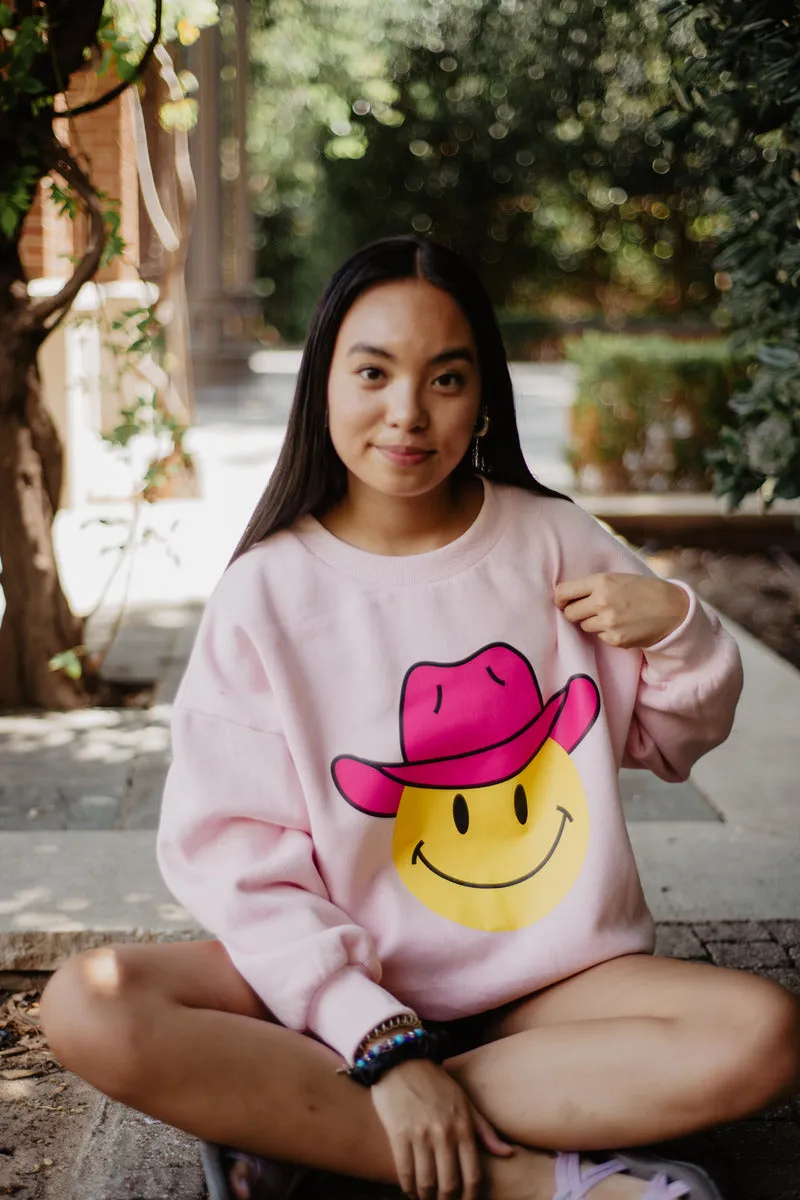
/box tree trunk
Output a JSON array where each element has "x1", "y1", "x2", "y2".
[{"x1": 0, "y1": 252, "x2": 86, "y2": 710}]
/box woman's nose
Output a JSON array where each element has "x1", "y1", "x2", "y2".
[{"x1": 385, "y1": 383, "x2": 427, "y2": 429}]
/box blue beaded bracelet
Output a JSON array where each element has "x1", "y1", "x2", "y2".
[
  {"x1": 355, "y1": 1026, "x2": 425, "y2": 1067},
  {"x1": 344, "y1": 1026, "x2": 443, "y2": 1086}
]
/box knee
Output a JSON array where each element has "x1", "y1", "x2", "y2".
[
  {"x1": 708, "y1": 974, "x2": 800, "y2": 1117},
  {"x1": 40, "y1": 946, "x2": 154, "y2": 1104}
]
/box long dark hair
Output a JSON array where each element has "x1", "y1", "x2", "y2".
[{"x1": 229, "y1": 234, "x2": 571, "y2": 564}]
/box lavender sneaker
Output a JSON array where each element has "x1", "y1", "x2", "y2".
[
  {"x1": 200, "y1": 1142, "x2": 311, "y2": 1200},
  {"x1": 553, "y1": 1150, "x2": 724, "y2": 1199}
]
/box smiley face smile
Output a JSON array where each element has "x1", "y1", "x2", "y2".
[{"x1": 411, "y1": 805, "x2": 573, "y2": 889}]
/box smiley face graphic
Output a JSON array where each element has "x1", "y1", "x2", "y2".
[
  {"x1": 332, "y1": 644, "x2": 600, "y2": 932},
  {"x1": 392, "y1": 740, "x2": 590, "y2": 931}
]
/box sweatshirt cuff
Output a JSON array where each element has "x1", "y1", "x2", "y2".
[
  {"x1": 306, "y1": 969, "x2": 415, "y2": 1065},
  {"x1": 643, "y1": 579, "x2": 696, "y2": 653},
  {"x1": 641, "y1": 579, "x2": 717, "y2": 667}
]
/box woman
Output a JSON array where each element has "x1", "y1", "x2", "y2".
[{"x1": 40, "y1": 236, "x2": 799, "y2": 1200}]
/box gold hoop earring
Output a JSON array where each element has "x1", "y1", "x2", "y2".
[{"x1": 475, "y1": 411, "x2": 490, "y2": 439}]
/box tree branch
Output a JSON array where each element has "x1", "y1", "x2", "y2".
[
  {"x1": 61, "y1": 0, "x2": 163, "y2": 119},
  {"x1": 23, "y1": 142, "x2": 106, "y2": 340}
]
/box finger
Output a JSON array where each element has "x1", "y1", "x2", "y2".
[
  {"x1": 457, "y1": 1129, "x2": 483, "y2": 1200},
  {"x1": 560, "y1": 596, "x2": 599, "y2": 624},
  {"x1": 431, "y1": 1129, "x2": 461, "y2": 1200},
  {"x1": 393, "y1": 1139, "x2": 418, "y2": 1200},
  {"x1": 472, "y1": 1107, "x2": 515, "y2": 1158},
  {"x1": 554, "y1": 576, "x2": 600, "y2": 607},
  {"x1": 578, "y1": 615, "x2": 607, "y2": 635},
  {"x1": 413, "y1": 1138, "x2": 437, "y2": 1200}
]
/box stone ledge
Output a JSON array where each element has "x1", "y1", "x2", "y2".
[
  {"x1": 0, "y1": 927, "x2": 202, "y2": 972},
  {"x1": 577, "y1": 493, "x2": 800, "y2": 553}
]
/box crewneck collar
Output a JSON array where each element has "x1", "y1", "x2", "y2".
[{"x1": 291, "y1": 477, "x2": 509, "y2": 586}]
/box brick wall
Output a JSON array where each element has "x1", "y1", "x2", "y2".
[{"x1": 19, "y1": 72, "x2": 139, "y2": 283}]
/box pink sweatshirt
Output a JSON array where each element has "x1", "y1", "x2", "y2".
[{"x1": 157, "y1": 480, "x2": 743, "y2": 1064}]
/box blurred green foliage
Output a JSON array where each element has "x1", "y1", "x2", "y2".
[
  {"x1": 247, "y1": 0, "x2": 732, "y2": 341},
  {"x1": 662, "y1": 0, "x2": 800, "y2": 506},
  {"x1": 565, "y1": 332, "x2": 741, "y2": 492}
]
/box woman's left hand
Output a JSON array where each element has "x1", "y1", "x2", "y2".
[{"x1": 554, "y1": 573, "x2": 690, "y2": 649}]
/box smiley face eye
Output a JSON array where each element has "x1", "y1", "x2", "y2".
[
  {"x1": 514, "y1": 784, "x2": 528, "y2": 825},
  {"x1": 453, "y1": 793, "x2": 470, "y2": 835}
]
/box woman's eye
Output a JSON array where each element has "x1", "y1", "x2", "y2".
[
  {"x1": 357, "y1": 366, "x2": 383, "y2": 382},
  {"x1": 436, "y1": 372, "x2": 465, "y2": 388}
]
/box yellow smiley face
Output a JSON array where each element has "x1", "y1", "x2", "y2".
[{"x1": 391, "y1": 739, "x2": 590, "y2": 931}]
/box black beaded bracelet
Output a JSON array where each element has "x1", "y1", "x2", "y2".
[{"x1": 344, "y1": 1026, "x2": 445, "y2": 1087}]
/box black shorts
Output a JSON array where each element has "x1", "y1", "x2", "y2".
[{"x1": 424, "y1": 1001, "x2": 511, "y2": 1059}]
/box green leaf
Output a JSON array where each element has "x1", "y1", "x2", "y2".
[
  {"x1": 728, "y1": 388, "x2": 765, "y2": 416},
  {"x1": 106, "y1": 422, "x2": 141, "y2": 447},
  {"x1": 115, "y1": 56, "x2": 139, "y2": 83},
  {"x1": 17, "y1": 76, "x2": 44, "y2": 94},
  {"x1": 0, "y1": 205, "x2": 19, "y2": 238},
  {"x1": 48, "y1": 649, "x2": 83, "y2": 680},
  {"x1": 756, "y1": 344, "x2": 800, "y2": 369},
  {"x1": 96, "y1": 45, "x2": 114, "y2": 78},
  {"x1": 143, "y1": 462, "x2": 168, "y2": 486}
]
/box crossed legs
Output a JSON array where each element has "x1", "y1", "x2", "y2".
[{"x1": 39, "y1": 940, "x2": 800, "y2": 1196}]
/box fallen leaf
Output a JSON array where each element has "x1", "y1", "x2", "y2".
[
  {"x1": 0, "y1": 1037, "x2": 46, "y2": 1059},
  {"x1": 0, "y1": 1067, "x2": 50, "y2": 1080},
  {"x1": 0, "y1": 999, "x2": 40, "y2": 1036}
]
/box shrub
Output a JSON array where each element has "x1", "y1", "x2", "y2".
[
  {"x1": 564, "y1": 332, "x2": 743, "y2": 492},
  {"x1": 660, "y1": 0, "x2": 800, "y2": 506}
]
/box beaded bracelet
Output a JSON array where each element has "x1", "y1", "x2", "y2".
[
  {"x1": 340, "y1": 1027, "x2": 444, "y2": 1087},
  {"x1": 353, "y1": 1012, "x2": 421, "y2": 1062}
]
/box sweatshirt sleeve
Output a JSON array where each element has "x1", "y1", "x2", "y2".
[
  {"x1": 558, "y1": 505, "x2": 744, "y2": 782},
  {"x1": 156, "y1": 560, "x2": 409, "y2": 1064},
  {"x1": 621, "y1": 577, "x2": 743, "y2": 781}
]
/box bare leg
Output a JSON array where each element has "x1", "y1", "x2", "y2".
[
  {"x1": 449, "y1": 953, "x2": 800, "y2": 1150},
  {"x1": 39, "y1": 942, "x2": 799, "y2": 1198},
  {"x1": 41, "y1": 942, "x2": 398, "y2": 1181}
]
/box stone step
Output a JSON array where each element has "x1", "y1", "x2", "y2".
[{"x1": 69, "y1": 1097, "x2": 206, "y2": 1200}]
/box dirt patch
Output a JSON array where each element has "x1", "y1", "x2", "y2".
[
  {"x1": 644, "y1": 547, "x2": 800, "y2": 672},
  {"x1": 0, "y1": 980, "x2": 96, "y2": 1199}
]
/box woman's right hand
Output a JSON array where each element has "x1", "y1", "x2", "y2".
[{"x1": 370, "y1": 1058, "x2": 514, "y2": 1200}]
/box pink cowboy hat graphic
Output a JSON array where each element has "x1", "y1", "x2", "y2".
[{"x1": 332, "y1": 642, "x2": 600, "y2": 817}]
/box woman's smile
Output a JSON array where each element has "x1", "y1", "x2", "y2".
[{"x1": 375, "y1": 445, "x2": 436, "y2": 466}]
